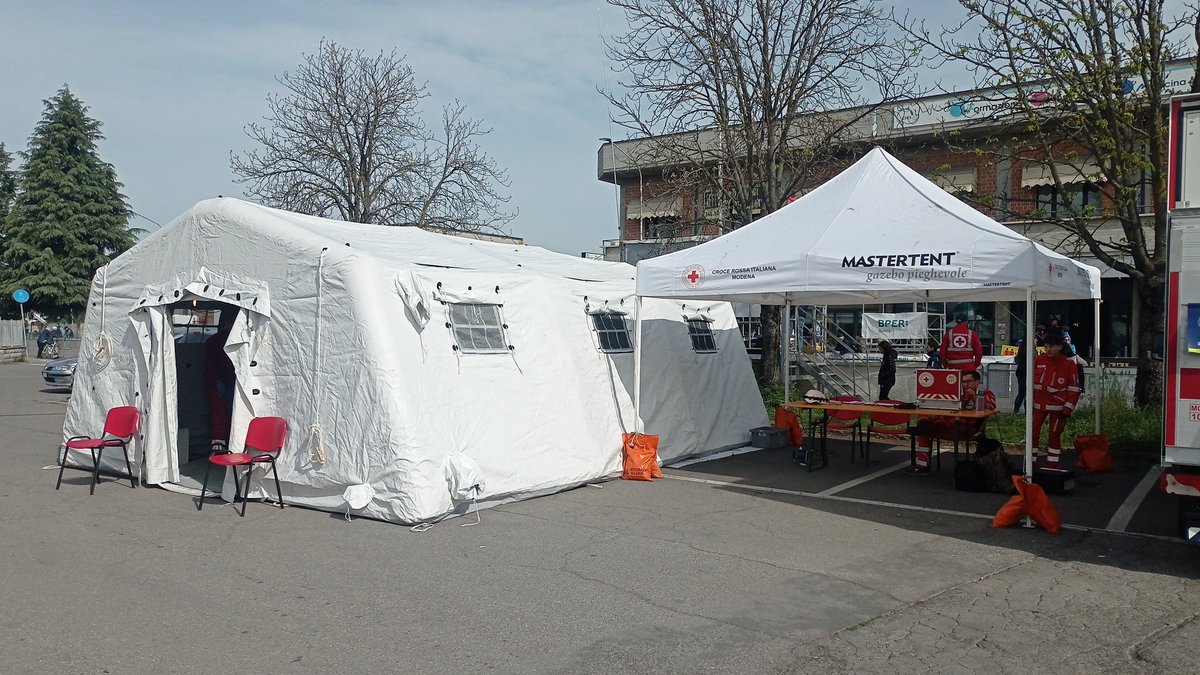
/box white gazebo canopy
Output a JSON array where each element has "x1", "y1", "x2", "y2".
[
  {"x1": 635, "y1": 147, "x2": 1100, "y2": 304},
  {"x1": 632, "y1": 147, "x2": 1102, "y2": 481}
]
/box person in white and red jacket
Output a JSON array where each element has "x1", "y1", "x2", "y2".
[
  {"x1": 939, "y1": 313, "x2": 983, "y2": 371},
  {"x1": 1032, "y1": 333, "x2": 1081, "y2": 469}
]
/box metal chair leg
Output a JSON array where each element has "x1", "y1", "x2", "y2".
[
  {"x1": 270, "y1": 461, "x2": 284, "y2": 509},
  {"x1": 239, "y1": 467, "x2": 250, "y2": 517},
  {"x1": 90, "y1": 448, "x2": 102, "y2": 495},
  {"x1": 55, "y1": 445, "x2": 69, "y2": 490},
  {"x1": 121, "y1": 443, "x2": 136, "y2": 488},
  {"x1": 198, "y1": 460, "x2": 213, "y2": 511}
]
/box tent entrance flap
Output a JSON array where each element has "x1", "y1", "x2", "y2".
[
  {"x1": 172, "y1": 301, "x2": 240, "y2": 469},
  {"x1": 131, "y1": 272, "x2": 272, "y2": 487}
]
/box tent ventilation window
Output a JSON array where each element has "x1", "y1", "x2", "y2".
[
  {"x1": 591, "y1": 313, "x2": 633, "y2": 353},
  {"x1": 448, "y1": 303, "x2": 509, "y2": 353},
  {"x1": 687, "y1": 319, "x2": 718, "y2": 354}
]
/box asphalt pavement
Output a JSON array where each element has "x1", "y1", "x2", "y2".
[{"x1": 1, "y1": 361, "x2": 1198, "y2": 674}]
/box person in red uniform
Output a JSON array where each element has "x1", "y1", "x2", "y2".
[
  {"x1": 939, "y1": 312, "x2": 983, "y2": 372},
  {"x1": 1032, "y1": 333, "x2": 1081, "y2": 469},
  {"x1": 204, "y1": 314, "x2": 237, "y2": 452},
  {"x1": 911, "y1": 370, "x2": 996, "y2": 474}
]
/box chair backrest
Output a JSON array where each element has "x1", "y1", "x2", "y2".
[
  {"x1": 869, "y1": 400, "x2": 910, "y2": 427},
  {"x1": 245, "y1": 417, "x2": 288, "y2": 455},
  {"x1": 828, "y1": 396, "x2": 863, "y2": 422},
  {"x1": 103, "y1": 406, "x2": 140, "y2": 439}
]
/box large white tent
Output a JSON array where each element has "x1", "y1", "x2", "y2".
[
  {"x1": 635, "y1": 147, "x2": 1102, "y2": 476},
  {"x1": 61, "y1": 198, "x2": 767, "y2": 524}
]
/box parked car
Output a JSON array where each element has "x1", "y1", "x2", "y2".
[{"x1": 42, "y1": 357, "x2": 77, "y2": 390}]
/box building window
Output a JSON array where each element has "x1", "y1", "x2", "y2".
[
  {"x1": 737, "y1": 315, "x2": 762, "y2": 351},
  {"x1": 1033, "y1": 184, "x2": 1101, "y2": 218},
  {"x1": 592, "y1": 313, "x2": 633, "y2": 353},
  {"x1": 687, "y1": 319, "x2": 718, "y2": 353},
  {"x1": 448, "y1": 303, "x2": 509, "y2": 353}
]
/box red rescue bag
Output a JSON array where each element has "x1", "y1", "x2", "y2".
[
  {"x1": 774, "y1": 407, "x2": 805, "y2": 446},
  {"x1": 622, "y1": 433, "x2": 662, "y2": 481},
  {"x1": 1074, "y1": 434, "x2": 1115, "y2": 473}
]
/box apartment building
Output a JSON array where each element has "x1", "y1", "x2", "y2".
[{"x1": 597, "y1": 60, "x2": 1196, "y2": 361}]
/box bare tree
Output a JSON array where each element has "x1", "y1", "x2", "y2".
[
  {"x1": 232, "y1": 40, "x2": 514, "y2": 231},
  {"x1": 603, "y1": 0, "x2": 920, "y2": 387},
  {"x1": 901, "y1": 0, "x2": 1192, "y2": 406}
]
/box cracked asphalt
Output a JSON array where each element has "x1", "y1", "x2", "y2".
[{"x1": 2, "y1": 361, "x2": 1198, "y2": 673}]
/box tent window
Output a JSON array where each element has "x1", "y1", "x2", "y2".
[
  {"x1": 448, "y1": 303, "x2": 509, "y2": 353},
  {"x1": 592, "y1": 313, "x2": 633, "y2": 353},
  {"x1": 687, "y1": 319, "x2": 718, "y2": 353}
]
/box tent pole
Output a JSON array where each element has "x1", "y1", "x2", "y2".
[
  {"x1": 1025, "y1": 289, "x2": 1035, "y2": 481},
  {"x1": 633, "y1": 296, "x2": 643, "y2": 434},
  {"x1": 1094, "y1": 298, "x2": 1102, "y2": 435},
  {"x1": 783, "y1": 299, "x2": 791, "y2": 405}
]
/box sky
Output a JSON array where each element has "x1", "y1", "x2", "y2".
[{"x1": 0, "y1": 0, "x2": 1002, "y2": 257}]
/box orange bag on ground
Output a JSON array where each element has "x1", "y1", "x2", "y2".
[
  {"x1": 1074, "y1": 434, "x2": 1115, "y2": 473},
  {"x1": 992, "y1": 493, "x2": 1026, "y2": 528},
  {"x1": 992, "y1": 477, "x2": 1061, "y2": 533},
  {"x1": 1017, "y1": 478, "x2": 1061, "y2": 533},
  {"x1": 774, "y1": 407, "x2": 805, "y2": 446},
  {"x1": 622, "y1": 433, "x2": 662, "y2": 481}
]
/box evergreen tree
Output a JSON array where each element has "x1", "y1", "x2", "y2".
[
  {"x1": 0, "y1": 143, "x2": 15, "y2": 223},
  {"x1": 1, "y1": 87, "x2": 134, "y2": 318},
  {"x1": 0, "y1": 143, "x2": 16, "y2": 283}
]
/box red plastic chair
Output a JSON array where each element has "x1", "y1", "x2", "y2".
[
  {"x1": 824, "y1": 396, "x2": 864, "y2": 459},
  {"x1": 198, "y1": 417, "x2": 288, "y2": 517},
  {"x1": 863, "y1": 400, "x2": 911, "y2": 467},
  {"x1": 56, "y1": 406, "x2": 139, "y2": 494}
]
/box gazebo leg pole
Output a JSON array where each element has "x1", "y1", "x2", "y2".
[
  {"x1": 784, "y1": 299, "x2": 791, "y2": 405},
  {"x1": 634, "y1": 296, "x2": 643, "y2": 434},
  {"x1": 1094, "y1": 297, "x2": 1102, "y2": 435}
]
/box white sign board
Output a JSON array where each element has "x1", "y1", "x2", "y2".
[{"x1": 863, "y1": 312, "x2": 928, "y2": 341}]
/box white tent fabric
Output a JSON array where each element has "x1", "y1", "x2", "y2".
[
  {"x1": 634, "y1": 147, "x2": 1101, "y2": 481},
  {"x1": 636, "y1": 147, "x2": 1100, "y2": 304},
  {"x1": 61, "y1": 198, "x2": 767, "y2": 524}
]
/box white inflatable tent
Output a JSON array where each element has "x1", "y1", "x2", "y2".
[
  {"x1": 61, "y1": 198, "x2": 766, "y2": 523},
  {"x1": 635, "y1": 147, "x2": 1102, "y2": 477}
]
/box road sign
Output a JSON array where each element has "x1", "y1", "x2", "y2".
[{"x1": 12, "y1": 289, "x2": 29, "y2": 304}]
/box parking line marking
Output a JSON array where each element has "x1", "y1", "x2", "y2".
[
  {"x1": 816, "y1": 460, "x2": 908, "y2": 496},
  {"x1": 1105, "y1": 465, "x2": 1160, "y2": 532},
  {"x1": 665, "y1": 472, "x2": 1191, "y2": 544}
]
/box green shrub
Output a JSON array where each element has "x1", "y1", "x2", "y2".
[
  {"x1": 761, "y1": 385, "x2": 786, "y2": 416},
  {"x1": 987, "y1": 375, "x2": 1160, "y2": 456}
]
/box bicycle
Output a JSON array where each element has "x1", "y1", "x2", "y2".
[{"x1": 43, "y1": 337, "x2": 61, "y2": 360}]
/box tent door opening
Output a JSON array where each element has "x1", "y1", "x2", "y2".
[{"x1": 170, "y1": 300, "x2": 240, "y2": 487}]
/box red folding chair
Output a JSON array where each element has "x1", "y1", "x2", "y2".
[
  {"x1": 863, "y1": 400, "x2": 910, "y2": 467},
  {"x1": 56, "y1": 406, "x2": 139, "y2": 494},
  {"x1": 198, "y1": 417, "x2": 288, "y2": 517},
  {"x1": 824, "y1": 396, "x2": 864, "y2": 459}
]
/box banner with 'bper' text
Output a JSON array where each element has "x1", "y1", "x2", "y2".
[{"x1": 862, "y1": 312, "x2": 928, "y2": 341}]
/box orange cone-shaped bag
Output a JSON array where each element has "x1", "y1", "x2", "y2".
[{"x1": 622, "y1": 433, "x2": 662, "y2": 481}]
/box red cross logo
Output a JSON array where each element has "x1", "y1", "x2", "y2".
[{"x1": 683, "y1": 265, "x2": 704, "y2": 288}]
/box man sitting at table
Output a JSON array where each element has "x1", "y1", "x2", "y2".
[{"x1": 911, "y1": 370, "x2": 996, "y2": 474}]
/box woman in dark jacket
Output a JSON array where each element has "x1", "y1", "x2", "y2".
[
  {"x1": 877, "y1": 339, "x2": 898, "y2": 400},
  {"x1": 1013, "y1": 339, "x2": 1028, "y2": 413}
]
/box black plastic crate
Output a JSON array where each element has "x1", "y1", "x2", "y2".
[
  {"x1": 1033, "y1": 467, "x2": 1076, "y2": 495},
  {"x1": 750, "y1": 426, "x2": 788, "y2": 449}
]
